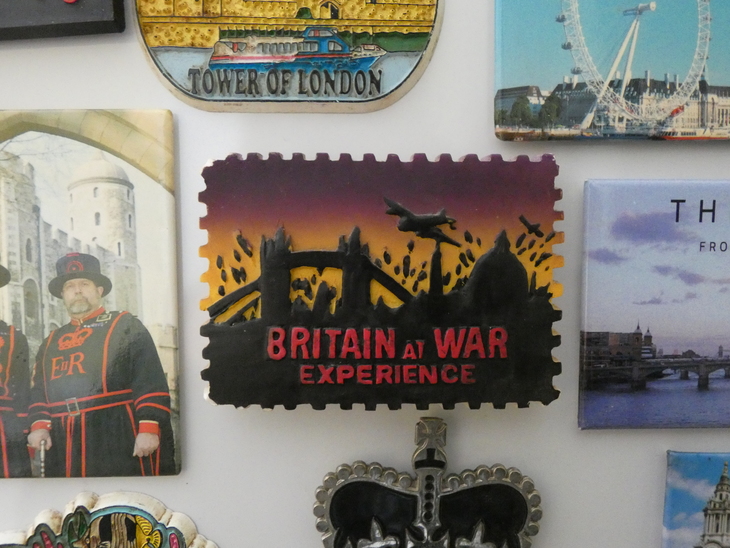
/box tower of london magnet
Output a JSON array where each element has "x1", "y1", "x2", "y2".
[
  {"x1": 135, "y1": 0, "x2": 442, "y2": 112},
  {"x1": 199, "y1": 153, "x2": 563, "y2": 410}
]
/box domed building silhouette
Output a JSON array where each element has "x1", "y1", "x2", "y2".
[{"x1": 68, "y1": 150, "x2": 141, "y2": 316}]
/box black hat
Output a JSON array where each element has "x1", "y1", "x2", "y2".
[
  {"x1": 49, "y1": 253, "x2": 112, "y2": 299},
  {"x1": 0, "y1": 265, "x2": 9, "y2": 289}
]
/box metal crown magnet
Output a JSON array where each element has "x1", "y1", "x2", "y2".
[{"x1": 313, "y1": 418, "x2": 542, "y2": 548}]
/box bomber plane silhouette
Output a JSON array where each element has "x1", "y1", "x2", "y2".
[{"x1": 384, "y1": 197, "x2": 461, "y2": 247}]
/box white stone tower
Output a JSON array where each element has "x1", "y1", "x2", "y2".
[
  {"x1": 695, "y1": 463, "x2": 730, "y2": 548},
  {"x1": 69, "y1": 151, "x2": 137, "y2": 262},
  {"x1": 68, "y1": 152, "x2": 141, "y2": 316}
]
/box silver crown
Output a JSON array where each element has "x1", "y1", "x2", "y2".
[{"x1": 313, "y1": 418, "x2": 542, "y2": 548}]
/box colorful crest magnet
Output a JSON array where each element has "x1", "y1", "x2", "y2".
[
  {"x1": 199, "y1": 153, "x2": 563, "y2": 409},
  {"x1": 0, "y1": 492, "x2": 216, "y2": 548},
  {"x1": 0, "y1": 0, "x2": 124, "y2": 41},
  {"x1": 581, "y1": 180, "x2": 730, "y2": 428},
  {"x1": 135, "y1": 0, "x2": 441, "y2": 112},
  {"x1": 662, "y1": 452, "x2": 730, "y2": 548},
  {"x1": 313, "y1": 417, "x2": 542, "y2": 548}
]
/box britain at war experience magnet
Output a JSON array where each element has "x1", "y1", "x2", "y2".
[
  {"x1": 0, "y1": 492, "x2": 216, "y2": 548},
  {"x1": 199, "y1": 154, "x2": 563, "y2": 410},
  {"x1": 313, "y1": 417, "x2": 542, "y2": 548},
  {"x1": 135, "y1": 0, "x2": 442, "y2": 112}
]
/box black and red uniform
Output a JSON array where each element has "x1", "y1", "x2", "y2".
[
  {"x1": 29, "y1": 308, "x2": 175, "y2": 477},
  {"x1": 0, "y1": 320, "x2": 31, "y2": 477}
]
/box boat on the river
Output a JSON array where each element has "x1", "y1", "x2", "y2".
[{"x1": 208, "y1": 27, "x2": 386, "y2": 71}]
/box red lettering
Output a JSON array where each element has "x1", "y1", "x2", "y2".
[
  {"x1": 50, "y1": 356, "x2": 66, "y2": 380},
  {"x1": 340, "y1": 328, "x2": 362, "y2": 359},
  {"x1": 325, "y1": 329, "x2": 342, "y2": 358},
  {"x1": 461, "y1": 364, "x2": 476, "y2": 384},
  {"x1": 433, "y1": 328, "x2": 466, "y2": 359},
  {"x1": 337, "y1": 365, "x2": 355, "y2": 384},
  {"x1": 312, "y1": 328, "x2": 321, "y2": 359},
  {"x1": 416, "y1": 340, "x2": 424, "y2": 359},
  {"x1": 419, "y1": 365, "x2": 437, "y2": 384},
  {"x1": 357, "y1": 365, "x2": 372, "y2": 384},
  {"x1": 376, "y1": 365, "x2": 393, "y2": 384},
  {"x1": 362, "y1": 328, "x2": 371, "y2": 359},
  {"x1": 402, "y1": 342, "x2": 417, "y2": 360},
  {"x1": 441, "y1": 364, "x2": 458, "y2": 383},
  {"x1": 267, "y1": 327, "x2": 287, "y2": 360},
  {"x1": 463, "y1": 327, "x2": 486, "y2": 358},
  {"x1": 375, "y1": 328, "x2": 396, "y2": 359},
  {"x1": 67, "y1": 352, "x2": 85, "y2": 375},
  {"x1": 300, "y1": 365, "x2": 315, "y2": 384},
  {"x1": 402, "y1": 365, "x2": 417, "y2": 383},
  {"x1": 395, "y1": 364, "x2": 401, "y2": 383},
  {"x1": 291, "y1": 327, "x2": 310, "y2": 359},
  {"x1": 317, "y1": 364, "x2": 335, "y2": 384},
  {"x1": 489, "y1": 327, "x2": 508, "y2": 358}
]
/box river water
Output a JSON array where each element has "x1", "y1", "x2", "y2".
[{"x1": 579, "y1": 371, "x2": 730, "y2": 428}]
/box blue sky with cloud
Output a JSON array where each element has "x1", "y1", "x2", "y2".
[
  {"x1": 583, "y1": 180, "x2": 730, "y2": 356},
  {"x1": 663, "y1": 452, "x2": 728, "y2": 548},
  {"x1": 496, "y1": 0, "x2": 730, "y2": 91}
]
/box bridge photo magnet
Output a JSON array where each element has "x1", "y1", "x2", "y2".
[
  {"x1": 134, "y1": 0, "x2": 442, "y2": 112},
  {"x1": 581, "y1": 180, "x2": 730, "y2": 428},
  {"x1": 199, "y1": 153, "x2": 563, "y2": 410},
  {"x1": 0, "y1": 492, "x2": 216, "y2": 548},
  {"x1": 313, "y1": 417, "x2": 542, "y2": 548},
  {"x1": 0, "y1": 0, "x2": 124, "y2": 41},
  {"x1": 662, "y1": 451, "x2": 730, "y2": 548}
]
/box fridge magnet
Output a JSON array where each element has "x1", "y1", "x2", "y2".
[
  {"x1": 662, "y1": 451, "x2": 730, "y2": 548},
  {"x1": 494, "y1": 0, "x2": 730, "y2": 141},
  {"x1": 0, "y1": 491, "x2": 217, "y2": 548},
  {"x1": 0, "y1": 110, "x2": 180, "y2": 476},
  {"x1": 134, "y1": 0, "x2": 442, "y2": 112},
  {"x1": 0, "y1": 0, "x2": 124, "y2": 41},
  {"x1": 200, "y1": 153, "x2": 563, "y2": 410},
  {"x1": 581, "y1": 179, "x2": 730, "y2": 428},
  {"x1": 313, "y1": 417, "x2": 542, "y2": 548}
]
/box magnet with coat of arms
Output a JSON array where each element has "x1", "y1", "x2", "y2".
[{"x1": 0, "y1": 492, "x2": 216, "y2": 548}]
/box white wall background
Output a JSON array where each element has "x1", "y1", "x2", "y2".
[{"x1": 2, "y1": 0, "x2": 730, "y2": 547}]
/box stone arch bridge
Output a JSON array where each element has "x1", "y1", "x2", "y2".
[{"x1": 583, "y1": 357, "x2": 730, "y2": 391}]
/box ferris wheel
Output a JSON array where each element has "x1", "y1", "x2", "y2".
[{"x1": 557, "y1": 0, "x2": 711, "y2": 126}]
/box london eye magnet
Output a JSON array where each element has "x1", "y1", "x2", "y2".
[
  {"x1": 494, "y1": 0, "x2": 729, "y2": 141},
  {"x1": 199, "y1": 153, "x2": 563, "y2": 410}
]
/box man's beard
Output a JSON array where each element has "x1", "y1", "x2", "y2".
[{"x1": 67, "y1": 297, "x2": 94, "y2": 315}]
